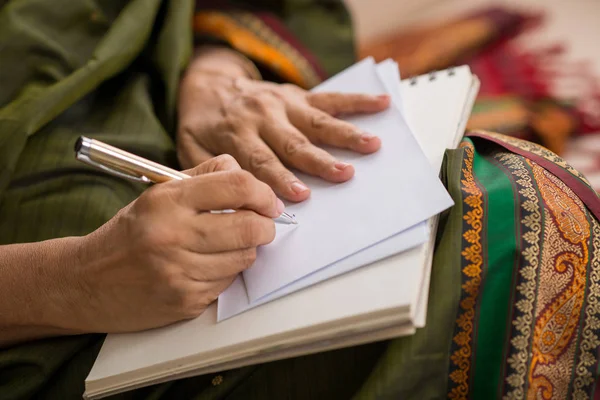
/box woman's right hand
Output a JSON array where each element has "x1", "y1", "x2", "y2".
[{"x1": 61, "y1": 155, "x2": 280, "y2": 333}]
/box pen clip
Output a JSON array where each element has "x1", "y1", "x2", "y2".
[{"x1": 76, "y1": 153, "x2": 151, "y2": 183}]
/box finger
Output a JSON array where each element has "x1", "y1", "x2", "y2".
[
  {"x1": 184, "y1": 154, "x2": 242, "y2": 177},
  {"x1": 307, "y1": 92, "x2": 390, "y2": 116},
  {"x1": 184, "y1": 210, "x2": 276, "y2": 253},
  {"x1": 187, "y1": 276, "x2": 236, "y2": 312},
  {"x1": 228, "y1": 135, "x2": 311, "y2": 202},
  {"x1": 261, "y1": 121, "x2": 355, "y2": 183},
  {"x1": 178, "y1": 169, "x2": 283, "y2": 218},
  {"x1": 181, "y1": 248, "x2": 259, "y2": 281},
  {"x1": 193, "y1": 276, "x2": 237, "y2": 303},
  {"x1": 289, "y1": 107, "x2": 381, "y2": 154},
  {"x1": 186, "y1": 276, "x2": 238, "y2": 315}
]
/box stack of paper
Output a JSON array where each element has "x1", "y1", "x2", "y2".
[
  {"x1": 218, "y1": 58, "x2": 454, "y2": 320},
  {"x1": 84, "y1": 58, "x2": 480, "y2": 399}
]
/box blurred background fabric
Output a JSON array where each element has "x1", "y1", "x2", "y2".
[{"x1": 348, "y1": 0, "x2": 600, "y2": 190}]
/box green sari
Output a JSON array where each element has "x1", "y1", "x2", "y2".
[{"x1": 2, "y1": 1, "x2": 600, "y2": 399}]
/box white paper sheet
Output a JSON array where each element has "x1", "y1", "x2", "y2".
[
  {"x1": 376, "y1": 59, "x2": 404, "y2": 113},
  {"x1": 241, "y1": 58, "x2": 454, "y2": 302},
  {"x1": 218, "y1": 60, "x2": 431, "y2": 321},
  {"x1": 218, "y1": 222, "x2": 428, "y2": 320}
]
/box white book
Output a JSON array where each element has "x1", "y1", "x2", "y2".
[{"x1": 83, "y1": 61, "x2": 480, "y2": 399}]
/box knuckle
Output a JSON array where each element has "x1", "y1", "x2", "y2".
[
  {"x1": 141, "y1": 227, "x2": 179, "y2": 254},
  {"x1": 248, "y1": 150, "x2": 275, "y2": 173},
  {"x1": 320, "y1": 92, "x2": 338, "y2": 103},
  {"x1": 212, "y1": 126, "x2": 237, "y2": 148},
  {"x1": 344, "y1": 126, "x2": 361, "y2": 141},
  {"x1": 308, "y1": 91, "x2": 327, "y2": 100},
  {"x1": 138, "y1": 185, "x2": 171, "y2": 210},
  {"x1": 310, "y1": 112, "x2": 330, "y2": 130},
  {"x1": 274, "y1": 169, "x2": 293, "y2": 185},
  {"x1": 151, "y1": 184, "x2": 184, "y2": 211},
  {"x1": 307, "y1": 93, "x2": 326, "y2": 109},
  {"x1": 228, "y1": 169, "x2": 253, "y2": 187},
  {"x1": 229, "y1": 170, "x2": 258, "y2": 200},
  {"x1": 238, "y1": 213, "x2": 264, "y2": 247},
  {"x1": 128, "y1": 189, "x2": 183, "y2": 253},
  {"x1": 215, "y1": 153, "x2": 237, "y2": 164},
  {"x1": 211, "y1": 154, "x2": 238, "y2": 171},
  {"x1": 283, "y1": 135, "x2": 310, "y2": 157},
  {"x1": 280, "y1": 83, "x2": 303, "y2": 95},
  {"x1": 238, "y1": 248, "x2": 257, "y2": 269},
  {"x1": 240, "y1": 94, "x2": 264, "y2": 111},
  {"x1": 240, "y1": 92, "x2": 276, "y2": 114}
]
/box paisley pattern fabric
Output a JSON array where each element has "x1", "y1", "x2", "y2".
[{"x1": 441, "y1": 134, "x2": 600, "y2": 399}]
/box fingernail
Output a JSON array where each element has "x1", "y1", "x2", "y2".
[
  {"x1": 361, "y1": 133, "x2": 377, "y2": 143},
  {"x1": 276, "y1": 198, "x2": 285, "y2": 215},
  {"x1": 334, "y1": 162, "x2": 351, "y2": 171},
  {"x1": 291, "y1": 182, "x2": 309, "y2": 194},
  {"x1": 377, "y1": 94, "x2": 390, "y2": 101}
]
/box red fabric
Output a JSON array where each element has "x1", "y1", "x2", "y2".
[{"x1": 463, "y1": 31, "x2": 600, "y2": 136}]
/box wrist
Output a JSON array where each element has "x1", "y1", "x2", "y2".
[
  {"x1": 28, "y1": 237, "x2": 89, "y2": 332},
  {"x1": 186, "y1": 45, "x2": 262, "y2": 81},
  {"x1": 0, "y1": 237, "x2": 90, "y2": 344}
]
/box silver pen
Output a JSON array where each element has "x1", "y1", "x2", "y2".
[{"x1": 74, "y1": 136, "x2": 298, "y2": 225}]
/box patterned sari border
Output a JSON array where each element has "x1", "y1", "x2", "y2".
[
  {"x1": 573, "y1": 217, "x2": 600, "y2": 399},
  {"x1": 494, "y1": 152, "x2": 541, "y2": 399},
  {"x1": 448, "y1": 140, "x2": 485, "y2": 400}
]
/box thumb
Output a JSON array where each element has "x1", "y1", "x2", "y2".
[{"x1": 182, "y1": 154, "x2": 241, "y2": 177}]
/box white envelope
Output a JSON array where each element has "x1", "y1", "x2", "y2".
[{"x1": 221, "y1": 57, "x2": 453, "y2": 309}]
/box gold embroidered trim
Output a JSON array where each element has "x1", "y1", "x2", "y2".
[
  {"x1": 448, "y1": 141, "x2": 484, "y2": 400},
  {"x1": 572, "y1": 218, "x2": 600, "y2": 398},
  {"x1": 497, "y1": 153, "x2": 542, "y2": 400}
]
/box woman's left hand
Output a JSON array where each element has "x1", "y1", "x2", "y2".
[{"x1": 177, "y1": 47, "x2": 390, "y2": 202}]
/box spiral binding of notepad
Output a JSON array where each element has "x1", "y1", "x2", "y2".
[{"x1": 408, "y1": 68, "x2": 456, "y2": 86}]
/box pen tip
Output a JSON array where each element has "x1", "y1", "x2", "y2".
[{"x1": 281, "y1": 211, "x2": 298, "y2": 225}]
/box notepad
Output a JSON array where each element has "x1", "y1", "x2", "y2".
[
  {"x1": 84, "y1": 60, "x2": 480, "y2": 400},
  {"x1": 240, "y1": 58, "x2": 454, "y2": 303}
]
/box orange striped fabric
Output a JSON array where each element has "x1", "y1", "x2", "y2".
[{"x1": 193, "y1": 11, "x2": 321, "y2": 89}]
